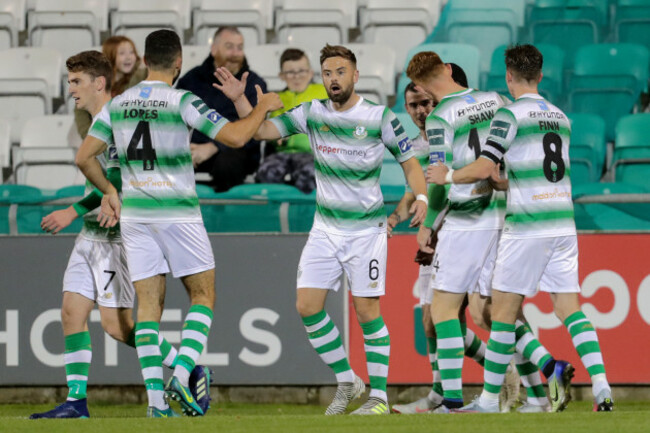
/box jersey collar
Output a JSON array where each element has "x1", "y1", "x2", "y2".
[
  {"x1": 518, "y1": 93, "x2": 543, "y2": 100},
  {"x1": 440, "y1": 88, "x2": 472, "y2": 101}
]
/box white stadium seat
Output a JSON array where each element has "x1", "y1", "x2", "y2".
[
  {"x1": 20, "y1": 115, "x2": 75, "y2": 148},
  {"x1": 0, "y1": 48, "x2": 63, "y2": 143},
  {"x1": 111, "y1": 0, "x2": 190, "y2": 55},
  {"x1": 344, "y1": 43, "x2": 395, "y2": 105},
  {"x1": 276, "y1": 0, "x2": 357, "y2": 54},
  {"x1": 360, "y1": 0, "x2": 440, "y2": 74},
  {"x1": 180, "y1": 45, "x2": 210, "y2": 77},
  {"x1": 0, "y1": 0, "x2": 25, "y2": 49},
  {"x1": 11, "y1": 146, "x2": 81, "y2": 190},
  {"x1": 0, "y1": 118, "x2": 10, "y2": 170},
  {"x1": 193, "y1": 0, "x2": 272, "y2": 46},
  {"x1": 245, "y1": 44, "x2": 291, "y2": 92}
]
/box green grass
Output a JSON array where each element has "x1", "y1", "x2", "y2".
[{"x1": 2, "y1": 401, "x2": 649, "y2": 433}]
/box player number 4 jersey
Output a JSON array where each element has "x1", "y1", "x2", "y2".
[
  {"x1": 270, "y1": 97, "x2": 415, "y2": 234},
  {"x1": 480, "y1": 93, "x2": 575, "y2": 238},
  {"x1": 88, "y1": 81, "x2": 229, "y2": 223}
]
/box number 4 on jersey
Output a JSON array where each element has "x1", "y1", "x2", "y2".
[{"x1": 127, "y1": 120, "x2": 157, "y2": 170}]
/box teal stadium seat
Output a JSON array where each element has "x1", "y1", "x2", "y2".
[
  {"x1": 529, "y1": 0, "x2": 606, "y2": 71},
  {"x1": 568, "y1": 44, "x2": 649, "y2": 141},
  {"x1": 612, "y1": 114, "x2": 650, "y2": 188},
  {"x1": 568, "y1": 113, "x2": 606, "y2": 184},
  {"x1": 486, "y1": 44, "x2": 565, "y2": 105},
  {"x1": 379, "y1": 160, "x2": 406, "y2": 187},
  {"x1": 443, "y1": 8, "x2": 518, "y2": 82},
  {"x1": 43, "y1": 185, "x2": 87, "y2": 234},
  {"x1": 573, "y1": 182, "x2": 650, "y2": 231},
  {"x1": 0, "y1": 184, "x2": 43, "y2": 234},
  {"x1": 615, "y1": 0, "x2": 650, "y2": 48}
]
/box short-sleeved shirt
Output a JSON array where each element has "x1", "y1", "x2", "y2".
[
  {"x1": 480, "y1": 93, "x2": 575, "y2": 238},
  {"x1": 88, "y1": 81, "x2": 229, "y2": 223},
  {"x1": 270, "y1": 97, "x2": 415, "y2": 234},
  {"x1": 426, "y1": 89, "x2": 508, "y2": 231}
]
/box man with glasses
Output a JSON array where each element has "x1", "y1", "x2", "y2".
[{"x1": 256, "y1": 48, "x2": 327, "y2": 192}]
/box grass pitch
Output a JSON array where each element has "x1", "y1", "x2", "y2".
[{"x1": 3, "y1": 401, "x2": 649, "y2": 433}]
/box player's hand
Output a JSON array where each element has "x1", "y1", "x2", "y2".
[
  {"x1": 427, "y1": 163, "x2": 449, "y2": 185},
  {"x1": 417, "y1": 224, "x2": 434, "y2": 254},
  {"x1": 387, "y1": 213, "x2": 400, "y2": 238},
  {"x1": 98, "y1": 193, "x2": 120, "y2": 228},
  {"x1": 190, "y1": 142, "x2": 218, "y2": 167},
  {"x1": 256, "y1": 85, "x2": 283, "y2": 112},
  {"x1": 408, "y1": 199, "x2": 427, "y2": 227},
  {"x1": 489, "y1": 163, "x2": 509, "y2": 191},
  {"x1": 41, "y1": 206, "x2": 77, "y2": 235},
  {"x1": 213, "y1": 67, "x2": 247, "y2": 102}
]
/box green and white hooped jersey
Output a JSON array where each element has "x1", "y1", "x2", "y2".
[
  {"x1": 270, "y1": 97, "x2": 415, "y2": 234},
  {"x1": 88, "y1": 81, "x2": 229, "y2": 223},
  {"x1": 426, "y1": 89, "x2": 508, "y2": 230},
  {"x1": 480, "y1": 93, "x2": 575, "y2": 238},
  {"x1": 405, "y1": 134, "x2": 428, "y2": 193},
  {"x1": 79, "y1": 140, "x2": 120, "y2": 241}
]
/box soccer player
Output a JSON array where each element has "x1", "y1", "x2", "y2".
[
  {"x1": 389, "y1": 80, "x2": 492, "y2": 414},
  {"x1": 75, "y1": 30, "x2": 283, "y2": 417},
  {"x1": 215, "y1": 44, "x2": 428, "y2": 415},
  {"x1": 427, "y1": 44, "x2": 613, "y2": 413},
  {"x1": 407, "y1": 51, "x2": 566, "y2": 413},
  {"x1": 30, "y1": 50, "x2": 198, "y2": 419}
]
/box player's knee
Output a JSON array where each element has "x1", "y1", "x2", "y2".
[
  {"x1": 61, "y1": 305, "x2": 84, "y2": 330},
  {"x1": 103, "y1": 323, "x2": 131, "y2": 343},
  {"x1": 295, "y1": 299, "x2": 320, "y2": 317}
]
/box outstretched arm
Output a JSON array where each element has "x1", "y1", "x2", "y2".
[
  {"x1": 427, "y1": 157, "x2": 496, "y2": 185},
  {"x1": 213, "y1": 67, "x2": 254, "y2": 118}
]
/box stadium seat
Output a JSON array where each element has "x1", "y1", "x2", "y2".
[
  {"x1": 0, "y1": 118, "x2": 10, "y2": 170},
  {"x1": 568, "y1": 112, "x2": 606, "y2": 179},
  {"x1": 0, "y1": 47, "x2": 63, "y2": 143},
  {"x1": 529, "y1": 0, "x2": 604, "y2": 71},
  {"x1": 380, "y1": 160, "x2": 405, "y2": 186},
  {"x1": 486, "y1": 43, "x2": 564, "y2": 104},
  {"x1": 55, "y1": 184, "x2": 85, "y2": 198},
  {"x1": 442, "y1": 7, "x2": 518, "y2": 79},
  {"x1": 28, "y1": 0, "x2": 108, "y2": 70},
  {"x1": 244, "y1": 44, "x2": 291, "y2": 92},
  {"x1": 611, "y1": 113, "x2": 650, "y2": 187},
  {"x1": 449, "y1": 0, "x2": 526, "y2": 31},
  {"x1": 11, "y1": 146, "x2": 81, "y2": 190},
  {"x1": 567, "y1": 43, "x2": 649, "y2": 141},
  {"x1": 20, "y1": 115, "x2": 75, "y2": 148},
  {"x1": 359, "y1": 0, "x2": 440, "y2": 74},
  {"x1": 0, "y1": 0, "x2": 25, "y2": 49},
  {"x1": 181, "y1": 45, "x2": 210, "y2": 76},
  {"x1": 275, "y1": 0, "x2": 356, "y2": 54},
  {"x1": 614, "y1": 0, "x2": 650, "y2": 48},
  {"x1": 345, "y1": 43, "x2": 395, "y2": 105},
  {"x1": 192, "y1": 0, "x2": 272, "y2": 46},
  {"x1": 0, "y1": 184, "x2": 44, "y2": 234},
  {"x1": 111, "y1": 0, "x2": 190, "y2": 55},
  {"x1": 573, "y1": 181, "x2": 650, "y2": 231}
]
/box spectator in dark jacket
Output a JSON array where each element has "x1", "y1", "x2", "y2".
[{"x1": 176, "y1": 26, "x2": 267, "y2": 191}]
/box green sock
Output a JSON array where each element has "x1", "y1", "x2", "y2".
[
  {"x1": 64, "y1": 331, "x2": 92, "y2": 401},
  {"x1": 159, "y1": 335, "x2": 178, "y2": 368},
  {"x1": 435, "y1": 319, "x2": 464, "y2": 404},
  {"x1": 461, "y1": 323, "x2": 486, "y2": 366},
  {"x1": 135, "y1": 322, "x2": 166, "y2": 410},
  {"x1": 361, "y1": 316, "x2": 390, "y2": 403},
  {"x1": 515, "y1": 320, "x2": 554, "y2": 375},
  {"x1": 302, "y1": 310, "x2": 354, "y2": 383},
  {"x1": 513, "y1": 352, "x2": 547, "y2": 406},
  {"x1": 175, "y1": 305, "x2": 213, "y2": 386},
  {"x1": 427, "y1": 336, "x2": 443, "y2": 397},
  {"x1": 564, "y1": 311, "x2": 607, "y2": 377},
  {"x1": 482, "y1": 321, "x2": 515, "y2": 401}
]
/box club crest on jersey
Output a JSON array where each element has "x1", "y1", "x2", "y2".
[
  {"x1": 207, "y1": 111, "x2": 223, "y2": 124},
  {"x1": 353, "y1": 125, "x2": 367, "y2": 139},
  {"x1": 139, "y1": 87, "x2": 152, "y2": 99},
  {"x1": 398, "y1": 137, "x2": 412, "y2": 153},
  {"x1": 429, "y1": 151, "x2": 445, "y2": 164}
]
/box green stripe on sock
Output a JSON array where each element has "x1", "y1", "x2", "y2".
[
  {"x1": 66, "y1": 362, "x2": 91, "y2": 376},
  {"x1": 330, "y1": 358, "x2": 353, "y2": 374},
  {"x1": 65, "y1": 331, "x2": 91, "y2": 351},
  {"x1": 360, "y1": 316, "x2": 385, "y2": 335},
  {"x1": 302, "y1": 310, "x2": 327, "y2": 327},
  {"x1": 189, "y1": 304, "x2": 214, "y2": 319},
  {"x1": 369, "y1": 375, "x2": 387, "y2": 392},
  {"x1": 309, "y1": 320, "x2": 335, "y2": 339},
  {"x1": 366, "y1": 352, "x2": 390, "y2": 364}
]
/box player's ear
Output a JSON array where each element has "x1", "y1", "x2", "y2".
[
  {"x1": 353, "y1": 68, "x2": 359, "y2": 84},
  {"x1": 96, "y1": 75, "x2": 107, "y2": 92}
]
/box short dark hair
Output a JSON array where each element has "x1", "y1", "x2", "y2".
[
  {"x1": 448, "y1": 63, "x2": 468, "y2": 88},
  {"x1": 404, "y1": 81, "x2": 418, "y2": 98},
  {"x1": 320, "y1": 44, "x2": 356, "y2": 68},
  {"x1": 280, "y1": 48, "x2": 308, "y2": 69},
  {"x1": 213, "y1": 26, "x2": 241, "y2": 41},
  {"x1": 144, "y1": 30, "x2": 182, "y2": 71},
  {"x1": 505, "y1": 44, "x2": 543, "y2": 82},
  {"x1": 66, "y1": 50, "x2": 113, "y2": 92}
]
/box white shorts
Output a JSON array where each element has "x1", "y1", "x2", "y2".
[
  {"x1": 62, "y1": 236, "x2": 135, "y2": 308},
  {"x1": 297, "y1": 228, "x2": 387, "y2": 297},
  {"x1": 475, "y1": 236, "x2": 498, "y2": 297},
  {"x1": 418, "y1": 263, "x2": 434, "y2": 305},
  {"x1": 120, "y1": 222, "x2": 215, "y2": 282},
  {"x1": 492, "y1": 235, "x2": 581, "y2": 296},
  {"x1": 429, "y1": 229, "x2": 500, "y2": 294}
]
